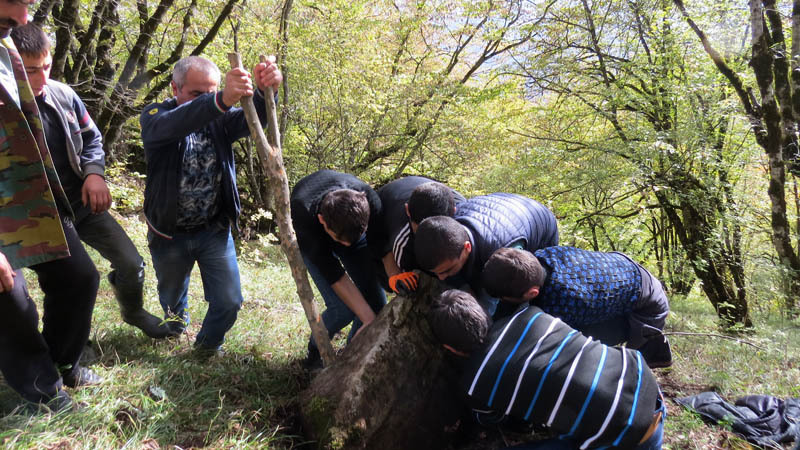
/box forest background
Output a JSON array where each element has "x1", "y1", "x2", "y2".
[{"x1": 2, "y1": 0, "x2": 800, "y2": 449}]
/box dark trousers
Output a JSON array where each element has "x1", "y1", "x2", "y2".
[
  {"x1": 76, "y1": 210, "x2": 145, "y2": 302},
  {"x1": 0, "y1": 215, "x2": 99, "y2": 403}
]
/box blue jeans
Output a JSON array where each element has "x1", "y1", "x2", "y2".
[
  {"x1": 303, "y1": 234, "x2": 386, "y2": 351},
  {"x1": 76, "y1": 210, "x2": 146, "y2": 298},
  {"x1": 148, "y1": 225, "x2": 243, "y2": 349}
]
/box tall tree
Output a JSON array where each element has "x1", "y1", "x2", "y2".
[
  {"x1": 674, "y1": 0, "x2": 800, "y2": 314},
  {"x1": 36, "y1": 0, "x2": 241, "y2": 158},
  {"x1": 510, "y1": 0, "x2": 752, "y2": 326}
]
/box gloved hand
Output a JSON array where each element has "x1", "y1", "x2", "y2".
[{"x1": 389, "y1": 271, "x2": 419, "y2": 296}]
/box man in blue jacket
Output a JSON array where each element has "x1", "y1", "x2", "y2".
[
  {"x1": 12, "y1": 23, "x2": 169, "y2": 339},
  {"x1": 415, "y1": 193, "x2": 559, "y2": 316},
  {"x1": 140, "y1": 55, "x2": 281, "y2": 356}
]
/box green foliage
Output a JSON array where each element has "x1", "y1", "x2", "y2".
[{"x1": 104, "y1": 163, "x2": 146, "y2": 214}]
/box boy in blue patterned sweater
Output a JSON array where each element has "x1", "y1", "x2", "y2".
[{"x1": 482, "y1": 247, "x2": 672, "y2": 368}]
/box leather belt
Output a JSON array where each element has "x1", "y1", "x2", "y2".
[{"x1": 638, "y1": 409, "x2": 663, "y2": 444}]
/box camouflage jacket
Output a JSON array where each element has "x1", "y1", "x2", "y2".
[{"x1": 0, "y1": 36, "x2": 69, "y2": 269}]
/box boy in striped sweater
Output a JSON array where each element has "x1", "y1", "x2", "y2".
[{"x1": 429, "y1": 289, "x2": 664, "y2": 449}]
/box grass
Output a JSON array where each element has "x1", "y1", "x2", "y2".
[
  {"x1": 657, "y1": 286, "x2": 800, "y2": 449},
  {"x1": 2, "y1": 197, "x2": 799, "y2": 449},
  {"x1": 1, "y1": 212, "x2": 317, "y2": 449}
]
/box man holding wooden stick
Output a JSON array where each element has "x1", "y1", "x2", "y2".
[{"x1": 139, "y1": 55, "x2": 281, "y2": 357}]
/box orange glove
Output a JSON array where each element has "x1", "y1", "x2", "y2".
[{"x1": 389, "y1": 271, "x2": 419, "y2": 296}]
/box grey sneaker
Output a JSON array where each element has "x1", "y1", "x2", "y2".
[
  {"x1": 193, "y1": 344, "x2": 225, "y2": 360},
  {"x1": 79, "y1": 341, "x2": 99, "y2": 366},
  {"x1": 19, "y1": 390, "x2": 81, "y2": 415},
  {"x1": 47, "y1": 390, "x2": 79, "y2": 412}
]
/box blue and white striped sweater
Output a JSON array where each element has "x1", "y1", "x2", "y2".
[{"x1": 462, "y1": 305, "x2": 659, "y2": 449}]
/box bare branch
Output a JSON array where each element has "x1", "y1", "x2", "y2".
[{"x1": 665, "y1": 331, "x2": 765, "y2": 350}]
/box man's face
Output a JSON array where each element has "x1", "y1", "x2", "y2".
[
  {"x1": 430, "y1": 243, "x2": 471, "y2": 280},
  {"x1": 171, "y1": 67, "x2": 218, "y2": 105},
  {"x1": 0, "y1": 1, "x2": 33, "y2": 38},
  {"x1": 20, "y1": 50, "x2": 50, "y2": 96}
]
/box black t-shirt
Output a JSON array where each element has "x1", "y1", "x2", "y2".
[
  {"x1": 36, "y1": 95, "x2": 88, "y2": 220},
  {"x1": 370, "y1": 175, "x2": 466, "y2": 272},
  {"x1": 290, "y1": 170, "x2": 383, "y2": 285}
]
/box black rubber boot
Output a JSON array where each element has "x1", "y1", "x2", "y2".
[{"x1": 110, "y1": 271, "x2": 172, "y2": 339}]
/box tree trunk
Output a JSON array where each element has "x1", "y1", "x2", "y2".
[
  {"x1": 50, "y1": 0, "x2": 81, "y2": 80},
  {"x1": 300, "y1": 275, "x2": 463, "y2": 450},
  {"x1": 228, "y1": 53, "x2": 335, "y2": 365},
  {"x1": 675, "y1": 0, "x2": 800, "y2": 316},
  {"x1": 656, "y1": 192, "x2": 751, "y2": 327}
]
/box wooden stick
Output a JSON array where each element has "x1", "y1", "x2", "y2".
[
  {"x1": 665, "y1": 331, "x2": 766, "y2": 350},
  {"x1": 259, "y1": 55, "x2": 281, "y2": 149},
  {"x1": 228, "y1": 52, "x2": 336, "y2": 366}
]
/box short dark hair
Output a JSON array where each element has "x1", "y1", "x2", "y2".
[
  {"x1": 10, "y1": 23, "x2": 50, "y2": 57},
  {"x1": 319, "y1": 189, "x2": 370, "y2": 244},
  {"x1": 414, "y1": 216, "x2": 468, "y2": 270},
  {"x1": 482, "y1": 247, "x2": 546, "y2": 298},
  {"x1": 428, "y1": 289, "x2": 491, "y2": 354},
  {"x1": 407, "y1": 182, "x2": 456, "y2": 224}
]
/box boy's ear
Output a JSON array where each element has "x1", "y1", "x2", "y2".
[
  {"x1": 524, "y1": 286, "x2": 540, "y2": 300},
  {"x1": 463, "y1": 241, "x2": 472, "y2": 254},
  {"x1": 442, "y1": 344, "x2": 469, "y2": 357}
]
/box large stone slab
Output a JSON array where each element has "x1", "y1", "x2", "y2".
[{"x1": 299, "y1": 276, "x2": 463, "y2": 449}]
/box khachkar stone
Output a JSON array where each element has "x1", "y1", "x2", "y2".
[{"x1": 300, "y1": 275, "x2": 464, "y2": 449}]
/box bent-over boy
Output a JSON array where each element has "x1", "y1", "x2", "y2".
[
  {"x1": 482, "y1": 246, "x2": 672, "y2": 368},
  {"x1": 367, "y1": 175, "x2": 465, "y2": 295},
  {"x1": 415, "y1": 193, "x2": 559, "y2": 316},
  {"x1": 428, "y1": 289, "x2": 665, "y2": 450},
  {"x1": 291, "y1": 169, "x2": 386, "y2": 368}
]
